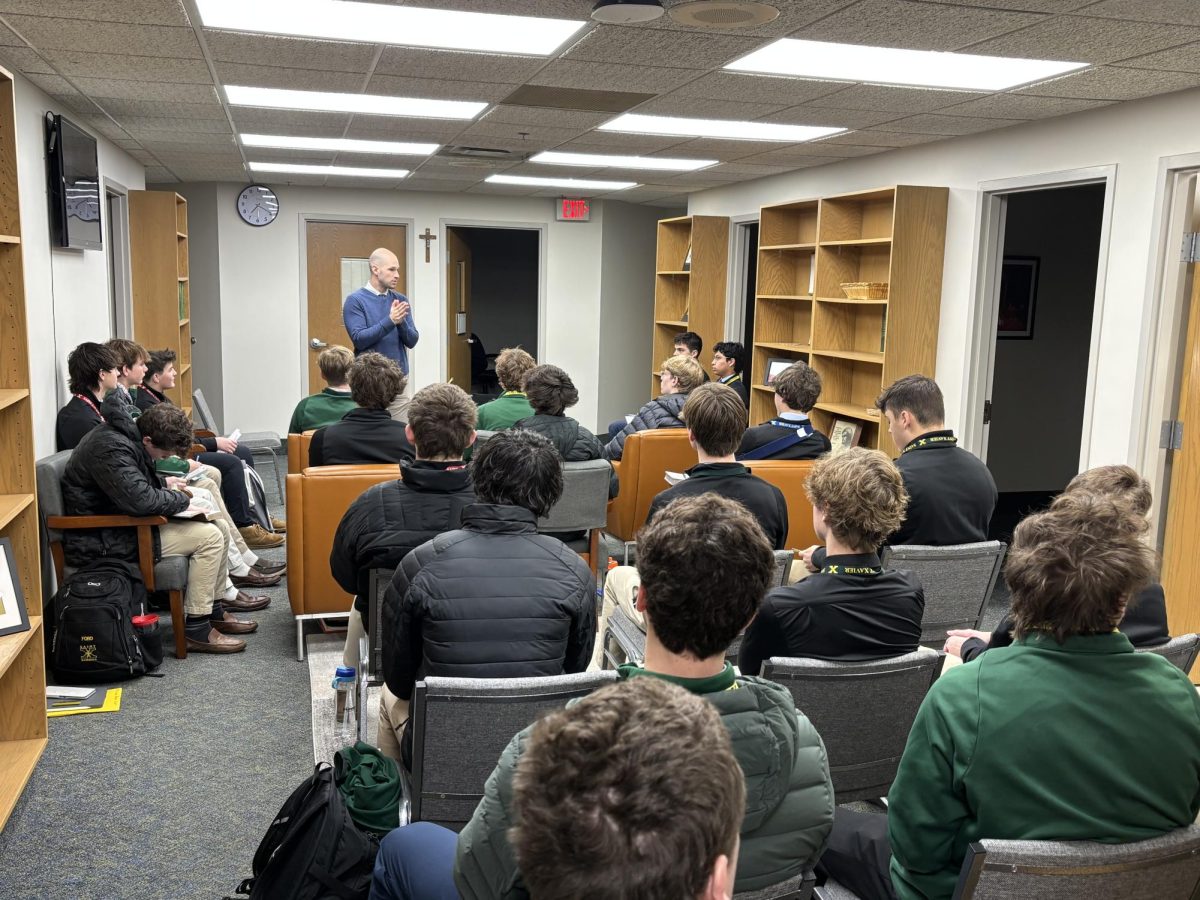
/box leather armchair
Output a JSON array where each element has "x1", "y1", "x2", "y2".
[
  {"x1": 286, "y1": 431, "x2": 316, "y2": 475},
  {"x1": 604, "y1": 429, "x2": 697, "y2": 542},
  {"x1": 741, "y1": 459, "x2": 819, "y2": 550}
]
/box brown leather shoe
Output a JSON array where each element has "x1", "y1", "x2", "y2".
[
  {"x1": 252, "y1": 559, "x2": 287, "y2": 576},
  {"x1": 231, "y1": 569, "x2": 281, "y2": 588},
  {"x1": 185, "y1": 628, "x2": 246, "y2": 654},
  {"x1": 239, "y1": 524, "x2": 284, "y2": 549},
  {"x1": 212, "y1": 612, "x2": 258, "y2": 635},
  {"x1": 223, "y1": 590, "x2": 271, "y2": 612},
  {"x1": 270, "y1": 516, "x2": 287, "y2": 534}
]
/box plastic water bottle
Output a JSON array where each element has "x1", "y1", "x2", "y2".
[{"x1": 332, "y1": 665, "x2": 357, "y2": 743}]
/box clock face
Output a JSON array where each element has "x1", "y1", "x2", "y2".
[{"x1": 237, "y1": 184, "x2": 279, "y2": 227}]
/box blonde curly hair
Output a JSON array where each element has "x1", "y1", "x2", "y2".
[{"x1": 805, "y1": 447, "x2": 908, "y2": 551}]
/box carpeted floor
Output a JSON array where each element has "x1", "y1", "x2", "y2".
[
  {"x1": 307, "y1": 633, "x2": 380, "y2": 765},
  {"x1": 0, "y1": 455, "x2": 315, "y2": 900}
]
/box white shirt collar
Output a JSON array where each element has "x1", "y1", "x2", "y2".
[
  {"x1": 363, "y1": 282, "x2": 388, "y2": 296},
  {"x1": 777, "y1": 411, "x2": 809, "y2": 422}
]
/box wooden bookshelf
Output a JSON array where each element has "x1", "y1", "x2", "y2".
[
  {"x1": 130, "y1": 191, "x2": 192, "y2": 414},
  {"x1": 750, "y1": 186, "x2": 948, "y2": 454},
  {"x1": 0, "y1": 64, "x2": 48, "y2": 832},
  {"x1": 651, "y1": 215, "x2": 729, "y2": 398}
]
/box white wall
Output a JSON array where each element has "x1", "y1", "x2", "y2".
[
  {"x1": 689, "y1": 85, "x2": 1200, "y2": 473},
  {"x1": 13, "y1": 72, "x2": 145, "y2": 458},
  {"x1": 195, "y1": 185, "x2": 660, "y2": 434}
]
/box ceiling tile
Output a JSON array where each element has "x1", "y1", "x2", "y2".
[
  {"x1": 939, "y1": 93, "x2": 1113, "y2": 119},
  {"x1": 483, "y1": 104, "x2": 612, "y2": 130},
  {"x1": 724, "y1": 145, "x2": 860, "y2": 167},
  {"x1": 121, "y1": 116, "x2": 232, "y2": 135},
  {"x1": 98, "y1": 97, "x2": 225, "y2": 119},
  {"x1": 668, "y1": 72, "x2": 847, "y2": 105},
  {"x1": 635, "y1": 95, "x2": 787, "y2": 119},
  {"x1": 453, "y1": 121, "x2": 584, "y2": 148},
  {"x1": 562, "y1": 23, "x2": 763, "y2": 69},
  {"x1": 466, "y1": 182, "x2": 542, "y2": 197},
  {"x1": 1078, "y1": 0, "x2": 1200, "y2": 26},
  {"x1": 374, "y1": 47, "x2": 543, "y2": 84},
  {"x1": 531, "y1": 59, "x2": 699, "y2": 95},
  {"x1": 808, "y1": 84, "x2": 982, "y2": 114},
  {"x1": 344, "y1": 118, "x2": 467, "y2": 142},
  {"x1": 46, "y1": 51, "x2": 212, "y2": 82},
  {"x1": 3, "y1": 16, "x2": 201, "y2": 58},
  {"x1": 557, "y1": 133, "x2": 700, "y2": 154},
  {"x1": 819, "y1": 130, "x2": 943, "y2": 147},
  {"x1": 788, "y1": 0, "x2": 1045, "y2": 51},
  {"x1": 643, "y1": 136, "x2": 802, "y2": 161},
  {"x1": 500, "y1": 162, "x2": 604, "y2": 179},
  {"x1": 0, "y1": 19, "x2": 22, "y2": 44},
  {"x1": 1018, "y1": 65, "x2": 1200, "y2": 100},
  {"x1": 396, "y1": 177, "x2": 480, "y2": 193},
  {"x1": 962, "y1": 15, "x2": 1200, "y2": 65},
  {"x1": 757, "y1": 105, "x2": 907, "y2": 129},
  {"x1": 246, "y1": 149, "x2": 339, "y2": 165},
  {"x1": 741, "y1": 142, "x2": 888, "y2": 163},
  {"x1": 73, "y1": 77, "x2": 217, "y2": 103},
  {"x1": 662, "y1": 0, "x2": 857, "y2": 36},
  {"x1": 139, "y1": 134, "x2": 238, "y2": 150},
  {"x1": 214, "y1": 62, "x2": 366, "y2": 93},
  {"x1": 393, "y1": 0, "x2": 589, "y2": 19},
  {"x1": 905, "y1": 0, "x2": 1092, "y2": 9},
  {"x1": 0, "y1": 1, "x2": 190, "y2": 26},
  {"x1": 873, "y1": 113, "x2": 1026, "y2": 134},
  {"x1": 203, "y1": 31, "x2": 377, "y2": 71},
  {"x1": 1110, "y1": 42, "x2": 1200, "y2": 73},
  {"x1": 170, "y1": 163, "x2": 250, "y2": 181},
  {"x1": 0, "y1": 46, "x2": 53, "y2": 74},
  {"x1": 230, "y1": 107, "x2": 351, "y2": 134},
  {"x1": 364, "y1": 73, "x2": 510, "y2": 102},
  {"x1": 143, "y1": 165, "x2": 178, "y2": 183},
  {"x1": 152, "y1": 151, "x2": 244, "y2": 164},
  {"x1": 24, "y1": 72, "x2": 73, "y2": 95}
]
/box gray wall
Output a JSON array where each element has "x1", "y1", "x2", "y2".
[
  {"x1": 461, "y1": 227, "x2": 539, "y2": 358},
  {"x1": 988, "y1": 183, "x2": 1105, "y2": 492}
]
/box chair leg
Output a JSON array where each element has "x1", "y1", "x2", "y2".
[
  {"x1": 170, "y1": 589, "x2": 187, "y2": 659},
  {"x1": 256, "y1": 446, "x2": 284, "y2": 501},
  {"x1": 297, "y1": 618, "x2": 305, "y2": 661}
]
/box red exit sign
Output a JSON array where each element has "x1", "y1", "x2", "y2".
[{"x1": 556, "y1": 197, "x2": 591, "y2": 221}]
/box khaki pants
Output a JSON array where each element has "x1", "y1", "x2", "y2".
[
  {"x1": 592, "y1": 565, "x2": 645, "y2": 669},
  {"x1": 157, "y1": 519, "x2": 229, "y2": 616},
  {"x1": 191, "y1": 472, "x2": 254, "y2": 574},
  {"x1": 387, "y1": 387, "x2": 412, "y2": 423},
  {"x1": 342, "y1": 606, "x2": 366, "y2": 671},
  {"x1": 377, "y1": 684, "x2": 410, "y2": 765}
]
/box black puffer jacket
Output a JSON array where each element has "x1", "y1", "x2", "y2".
[
  {"x1": 602, "y1": 392, "x2": 688, "y2": 461},
  {"x1": 330, "y1": 461, "x2": 476, "y2": 621},
  {"x1": 515, "y1": 414, "x2": 618, "y2": 499},
  {"x1": 380, "y1": 503, "x2": 596, "y2": 701},
  {"x1": 61, "y1": 394, "x2": 189, "y2": 566}
]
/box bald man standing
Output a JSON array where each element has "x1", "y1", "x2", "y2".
[{"x1": 343, "y1": 247, "x2": 420, "y2": 418}]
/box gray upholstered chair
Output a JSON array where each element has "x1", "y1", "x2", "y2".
[
  {"x1": 364, "y1": 567, "x2": 394, "y2": 686},
  {"x1": 407, "y1": 670, "x2": 618, "y2": 830},
  {"x1": 881, "y1": 541, "x2": 1007, "y2": 648},
  {"x1": 192, "y1": 388, "x2": 283, "y2": 497},
  {"x1": 537, "y1": 458, "x2": 613, "y2": 579},
  {"x1": 37, "y1": 449, "x2": 191, "y2": 659},
  {"x1": 735, "y1": 870, "x2": 815, "y2": 900},
  {"x1": 1135, "y1": 633, "x2": 1200, "y2": 675},
  {"x1": 761, "y1": 648, "x2": 942, "y2": 802}
]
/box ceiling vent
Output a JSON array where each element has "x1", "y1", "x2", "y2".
[
  {"x1": 501, "y1": 84, "x2": 655, "y2": 113},
  {"x1": 438, "y1": 146, "x2": 526, "y2": 167},
  {"x1": 669, "y1": 1, "x2": 779, "y2": 28}
]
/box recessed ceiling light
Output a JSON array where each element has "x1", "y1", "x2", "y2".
[
  {"x1": 598, "y1": 113, "x2": 844, "y2": 142},
  {"x1": 530, "y1": 151, "x2": 717, "y2": 171},
  {"x1": 725, "y1": 39, "x2": 1088, "y2": 91},
  {"x1": 196, "y1": 0, "x2": 586, "y2": 56},
  {"x1": 591, "y1": 0, "x2": 665, "y2": 25},
  {"x1": 241, "y1": 134, "x2": 439, "y2": 155},
  {"x1": 486, "y1": 174, "x2": 638, "y2": 190},
  {"x1": 249, "y1": 162, "x2": 410, "y2": 178},
  {"x1": 226, "y1": 86, "x2": 486, "y2": 120}
]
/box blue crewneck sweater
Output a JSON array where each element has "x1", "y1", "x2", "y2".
[{"x1": 342, "y1": 286, "x2": 419, "y2": 375}]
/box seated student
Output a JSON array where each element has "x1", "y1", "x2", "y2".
[
  {"x1": 514, "y1": 364, "x2": 604, "y2": 461},
  {"x1": 103, "y1": 338, "x2": 149, "y2": 419},
  {"x1": 138, "y1": 348, "x2": 285, "y2": 550},
  {"x1": 330, "y1": 382, "x2": 478, "y2": 671},
  {"x1": 947, "y1": 464, "x2": 1169, "y2": 661},
  {"x1": 475, "y1": 347, "x2": 536, "y2": 431},
  {"x1": 602, "y1": 354, "x2": 705, "y2": 461},
  {"x1": 604, "y1": 331, "x2": 711, "y2": 443},
  {"x1": 371, "y1": 493, "x2": 835, "y2": 899},
  {"x1": 737, "y1": 360, "x2": 831, "y2": 460},
  {"x1": 288, "y1": 345, "x2": 357, "y2": 433},
  {"x1": 712, "y1": 340, "x2": 749, "y2": 408},
  {"x1": 821, "y1": 493, "x2": 1200, "y2": 900},
  {"x1": 309, "y1": 352, "x2": 416, "y2": 467},
  {"x1": 56, "y1": 342, "x2": 121, "y2": 452},
  {"x1": 739, "y1": 447, "x2": 923, "y2": 676},
  {"x1": 803, "y1": 374, "x2": 996, "y2": 572},
  {"x1": 377, "y1": 429, "x2": 595, "y2": 766},
  {"x1": 62, "y1": 402, "x2": 260, "y2": 653}
]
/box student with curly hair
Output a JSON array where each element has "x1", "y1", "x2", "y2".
[
  {"x1": 737, "y1": 360, "x2": 831, "y2": 461},
  {"x1": 308, "y1": 352, "x2": 415, "y2": 466},
  {"x1": 738, "y1": 447, "x2": 923, "y2": 675},
  {"x1": 475, "y1": 347, "x2": 536, "y2": 431}
]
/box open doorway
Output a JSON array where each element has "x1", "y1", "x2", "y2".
[
  {"x1": 737, "y1": 221, "x2": 759, "y2": 349},
  {"x1": 444, "y1": 225, "x2": 540, "y2": 402},
  {"x1": 980, "y1": 182, "x2": 1108, "y2": 540}
]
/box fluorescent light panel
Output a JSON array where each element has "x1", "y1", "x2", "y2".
[
  {"x1": 486, "y1": 174, "x2": 637, "y2": 191},
  {"x1": 241, "y1": 134, "x2": 439, "y2": 156},
  {"x1": 530, "y1": 151, "x2": 717, "y2": 172},
  {"x1": 196, "y1": 0, "x2": 586, "y2": 56},
  {"x1": 226, "y1": 86, "x2": 486, "y2": 120},
  {"x1": 725, "y1": 39, "x2": 1088, "y2": 91},
  {"x1": 599, "y1": 113, "x2": 844, "y2": 143},
  {"x1": 250, "y1": 162, "x2": 410, "y2": 178}
]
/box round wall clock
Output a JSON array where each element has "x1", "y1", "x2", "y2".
[{"x1": 236, "y1": 183, "x2": 279, "y2": 227}]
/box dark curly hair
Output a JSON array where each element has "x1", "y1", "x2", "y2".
[
  {"x1": 348, "y1": 352, "x2": 406, "y2": 410},
  {"x1": 471, "y1": 429, "x2": 563, "y2": 517},
  {"x1": 523, "y1": 364, "x2": 578, "y2": 417},
  {"x1": 137, "y1": 403, "x2": 194, "y2": 454}
]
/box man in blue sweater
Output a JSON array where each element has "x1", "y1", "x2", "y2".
[{"x1": 343, "y1": 247, "x2": 419, "y2": 418}]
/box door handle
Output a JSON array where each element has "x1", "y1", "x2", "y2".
[{"x1": 310, "y1": 338, "x2": 327, "y2": 350}]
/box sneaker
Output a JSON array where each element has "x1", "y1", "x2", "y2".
[
  {"x1": 239, "y1": 524, "x2": 285, "y2": 549},
  {"x1": 270, "y1": 516, "x2": 287, "y2": 534}
]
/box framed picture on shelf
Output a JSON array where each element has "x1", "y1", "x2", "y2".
[
  {"x1": 0, "y1": 537, "x2": 30, "y2": 638},
  {"x1": 997, "y1": 256, "x2": 1039, "y2": 339},
  {"x1": 829, "y1": 419, "x2": 863, "y2": 455},
  {"x1": 764, "y1": 357, "x2": 792, "y2": 385}
]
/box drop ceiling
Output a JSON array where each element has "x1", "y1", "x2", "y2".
[{"x1": 1, "y1": 0, "x2": 1199, "y2": 206}]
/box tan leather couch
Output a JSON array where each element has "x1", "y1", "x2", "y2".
[
  {"x1": 605, "y1": 429, "x2": 697, "y2": 542},
  {"x1": 287, "y1": 431, "x2": 316, "y2": 475},
  {"x1": 286, "y1": 463, "x2": 398, "y2": 658},
  {"x1": 742, "y1": 459, "x2": 819, "y2": 550}
]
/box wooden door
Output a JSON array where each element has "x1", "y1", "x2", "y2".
[
  {"x1": 305, "y1": 221, "x2": 407, "y2": 392},
  {"x1": 1162, "y1": 265, "x2": 1200, "y2": 639},
  {"x1": 445, "y1": 227, "x2": 472, "y2": 389}
]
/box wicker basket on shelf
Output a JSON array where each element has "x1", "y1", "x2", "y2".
[{"x1": 840, "y1": 281, "x2": 889, "y2": 300}]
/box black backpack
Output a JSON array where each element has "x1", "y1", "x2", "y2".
[
  {"x1": 230, "y1": 763, "x2": 379, "y2": 900},
  {"x1": 50, "y1": 558, "x2": 148, "y2": 684}
]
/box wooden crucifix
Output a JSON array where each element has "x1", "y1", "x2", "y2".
[{"x1": 419, "y1": 227, "x2": 437, "y2": 263}]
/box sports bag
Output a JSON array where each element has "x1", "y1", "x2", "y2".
[
  {"x1": 230, "y1": 762, "x2": 378, "y2": 900},
  {"x1": 243, "y1": 461, "x2": 273, "y2": 532},
  {"x1": 50, "y1": 559, "x2": 149, "y2": 684}
]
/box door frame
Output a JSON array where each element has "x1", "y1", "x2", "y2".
[
  {"x1": 724, "y1": 213, "x2": 760, "y2": 343},
  {"x1": 961, "y1": 165, "x2": 1117, "y2": 469},
  {"x1": 297, "y1": 212, "x2": 415, "y2": 394},
  {"x1": 438, "y1": 219, "x2": 547, "y2": 380},
  {"x1": 102, "y1": 176, "x2": 133, "y2": 339}
]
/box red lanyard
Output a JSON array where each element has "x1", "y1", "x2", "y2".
[{"x1": 75, "y1": 393, "x2": 104, "y2": 421}]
